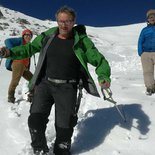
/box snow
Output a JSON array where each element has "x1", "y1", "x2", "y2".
[{"x1": 0, "y1": 6, "x2": 155, "y2": 155}]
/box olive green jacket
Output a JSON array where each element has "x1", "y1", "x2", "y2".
[{"x1": 10, "y1": 26, "x2": 111, "y2": 97}]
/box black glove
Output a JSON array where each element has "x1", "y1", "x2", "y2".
[
  {"x1": 0, "y1": 48, "x2": 5, "y2": 57},
  {"x1": 27, "y1": 89, "x2": 34, "y2": 103},
  {"x1": 0, "y1": 47, "x2": 10, "y2": 58}
]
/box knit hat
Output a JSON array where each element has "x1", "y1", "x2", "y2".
[
  {"x1": 146, "y1": 9, "x2": 155, "y2": 18},
  {"x1": 22, "y1": 29, "x2": 33, "y2": 37}
]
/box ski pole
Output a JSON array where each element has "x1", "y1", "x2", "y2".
[
  {"x1": 101, "y1": 88, "x2": 127, "y2": 122},
  {"x1": 33, "y1": 54, "x2": 37, "y2": 69},
  {"x1": 0, "y1": 58, "x2": 2, "y2": 66}
]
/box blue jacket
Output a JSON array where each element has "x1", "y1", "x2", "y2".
[
  {"x1": 138, "y1": 25, "x2": 155, "y2": 56},
  {"x1": 5, "y1": 37, "x2": 22, "y2": 49}
]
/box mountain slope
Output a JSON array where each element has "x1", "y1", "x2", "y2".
[{"x1": 0, "y1": 6, "x2": 154, "y2": 155}]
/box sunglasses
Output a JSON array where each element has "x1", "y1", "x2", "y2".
[
  {"x1": 148, "y1": 14, "x2": 155, "y2": 19},
  {"x1": 23, "y1": 34, "x2": 32, "y2": 37},
  {"x1": 57, "y1": 20, "x2": 74, "y2": 26}
]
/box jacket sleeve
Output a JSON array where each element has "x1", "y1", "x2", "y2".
[
  {"x1": 9, "y1": 33, "x2": 45, "y2": 60},
  {"x1": 138, "y1": 29, "x2": 144, "y2": 56},
  {"x1": 83, "y1": 37, "x2": 111, "y2": 83}
]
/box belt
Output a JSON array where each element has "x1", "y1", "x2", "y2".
[{"x1": 47, "y1": 77, "x2": 77, "y2": 84}]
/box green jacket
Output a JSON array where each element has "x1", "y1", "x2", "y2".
[{"x1": 10, "y1": 26, "x2": 111, "y2": 97}]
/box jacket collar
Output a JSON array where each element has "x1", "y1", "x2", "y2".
[{"x1": 51, "y1": 26, "x2": 86, "y2": 46}]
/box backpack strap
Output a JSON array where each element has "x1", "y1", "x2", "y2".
[{"x1": 41, "y1": 32, "x2": 53, "y2": 46}]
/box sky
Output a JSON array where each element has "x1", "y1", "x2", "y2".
[
  {"x1": 0, "y1": 6, "x2": 155, "y2": 155},
  {"x1": 0, "y1": 0, "x2": 155, "y2": 27}
]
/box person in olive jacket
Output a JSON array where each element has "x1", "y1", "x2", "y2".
[
  {"x1": 0, "y1": 6, "x2": 111, "y2": 155},
  {"x1": 138, "y1": 9, "x2": 155, "y2": 95}
]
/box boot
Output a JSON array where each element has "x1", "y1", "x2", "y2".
[
  {"x1": 29, "y1": 128, "x2": 49, "y2": 154},
  {"x1": 146, "y1": 85, "x2": 155, "y2": 96},
  {"x1": 33, "y1": 147, "x2": 49, "y2": 155},
  {"x1": 8, "y1": 95, "x2": 15, "y2": 103},
  {"x1": 53, "y1": 142, "x2": 71, "y2": 155},
  {"x1": 28, "y1": 114, "x2": 49, "y2": 154},
  {"x1": 146, "y1": 88, "x2": 152, "y2": 96}
]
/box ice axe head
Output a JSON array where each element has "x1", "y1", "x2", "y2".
[{"x1": 101, "y1": 88, "x2": 112, "y2": 100}]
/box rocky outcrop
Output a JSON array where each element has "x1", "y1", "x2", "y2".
[{"x1": 0, "y1": 10, "x2": 4, "y2": 18}]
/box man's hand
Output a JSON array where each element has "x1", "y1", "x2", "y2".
[
  {"x1": 0, "y1": 47, "x2": 10, "y2": 58},
  {"x1": 99, "y1": 81, "x2": 110, "y2": 89}
]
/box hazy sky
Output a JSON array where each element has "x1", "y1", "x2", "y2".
[{"x1": 0, "y1": 0, "x2": 155, "y2": 27}]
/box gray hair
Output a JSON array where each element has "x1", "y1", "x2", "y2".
[{"x1": 55, "y1": 5, "x2": 76, "y2": 20}]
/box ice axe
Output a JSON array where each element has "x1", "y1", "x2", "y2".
[{"x1": 101, "y1": 87, "x2": 127, "y2": 122}]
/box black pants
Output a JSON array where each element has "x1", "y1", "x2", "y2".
[{"x1": 28, "y1": 78, "x2": 77, "y2": 150}]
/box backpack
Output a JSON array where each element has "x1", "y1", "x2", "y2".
[
  {"x1": 5, "y1": 59, "x2": 13, "y2": 71},
  {"x1": 4, "y1": 37, "x2": 22, "y2": 71}
]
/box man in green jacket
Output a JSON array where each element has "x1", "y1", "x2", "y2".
[{"x1": 0, "y1": 6, "x2": 111, "y2": 155}]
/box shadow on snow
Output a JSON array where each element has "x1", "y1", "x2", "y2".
[{"x1": 72, "y1": 103, "x2": 151, "y2": 154}]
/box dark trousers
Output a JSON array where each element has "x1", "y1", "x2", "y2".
[{"x1": 28, "y1": 78, "x2": 77, "y2": 150}]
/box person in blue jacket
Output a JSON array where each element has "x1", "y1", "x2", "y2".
[
  {"x1": 5, "y1": 29, "x2": 33, "y2": 103},
  {"x1": 138, "y1": 9, "x2": 155, "y2": 95}
]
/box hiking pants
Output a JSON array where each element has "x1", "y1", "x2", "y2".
[
  {"x1": 141, "y1": 52, "x2": 155, "y2": 88},
  {"x1": 8, "y1": 62, "x2": 33, "y2": 98},
  {"x1": 28, "y1": 78, "x2": 78, "y2": 151}
]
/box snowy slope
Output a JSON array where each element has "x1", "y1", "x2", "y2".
[{"x1": 0, "y1": 6, "x2": 154, "y2": 155}]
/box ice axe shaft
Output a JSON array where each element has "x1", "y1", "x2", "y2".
[
  {"x1": 113, "y1": 102, "x2": 126, "y2": 122},
  {"x1": 101, "y1": 88, "x2": 126, "y2": 122},
  {"x1": 33, "y1": 55, "x2": 37, "y2": 69}
]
